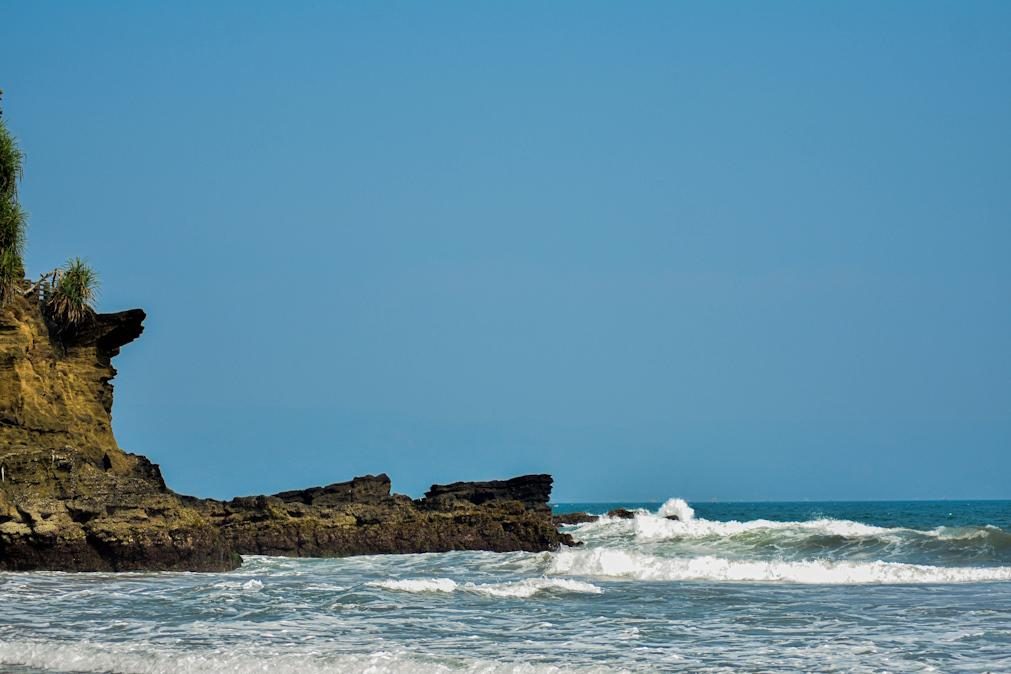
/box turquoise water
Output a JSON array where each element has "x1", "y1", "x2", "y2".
[{"x1": 2, "y1": 500, "x2": 1009, "y2": 672}]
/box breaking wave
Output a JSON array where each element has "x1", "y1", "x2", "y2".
[
  {"x1": 561, "y1": 498, "x2": 1011, "y2": 567},
  {"x1": 547, "y1": 548, "x2": 1011, "y2": 584}
]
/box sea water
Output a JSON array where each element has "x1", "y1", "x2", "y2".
[{"x1": 1, "y1": 500, "x2": 1009, "y2": 673}]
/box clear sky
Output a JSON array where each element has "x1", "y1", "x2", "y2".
[{"x1": 2, "y1": 2, "x2": 1009, "y2": 501}]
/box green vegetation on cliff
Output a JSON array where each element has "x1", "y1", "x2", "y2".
[
  {"x1": 0, "y1": 92, "x2": 27, "y2": 304},
  {"x1": 0, "y1": 90, "x2": 98, "y2": 325},
  {"x1": 46, "y1": 257, "x2": 100, "y2": 327}
]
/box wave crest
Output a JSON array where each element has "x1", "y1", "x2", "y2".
[
  {"x1": 547, "y1": 548, "x2": 1011, "y2": 584},
  {"x1": 657, "y1": 497, "x2": 696, "y2": 522},
  {"x1": 561, "y1": 498, "x2": 1011, "y2": 566}
]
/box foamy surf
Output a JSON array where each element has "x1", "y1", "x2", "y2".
[
  {"x1": 559, "y1": 497, "x2": 1011, "y2": 567},
  {"x1": 4, "y1": 500, "x2": 1010, "y2": 673},
  {"x1": 368, "y1": 576, "x2": 602, "y2": 598},
  {"x1": 0, "y1": 640, "x2": 621, "y2": 674},
  {"x1": 569, "y1": 498, "x2": 900, "y2": 540},
  {"x1": 547, "y1": 547, "x2": 1011, "y2": 584}
]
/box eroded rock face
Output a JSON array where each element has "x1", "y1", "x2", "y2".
[{"x1": 0, "y1": 295, "x2": 238, "y2": 571}]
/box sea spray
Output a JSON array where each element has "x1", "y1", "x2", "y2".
[{"x1": 657, "y1": 497, "x2": 696, "y2": 522}]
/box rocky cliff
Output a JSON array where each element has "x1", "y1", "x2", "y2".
[
  {"x1": 0, "y1": 293, "x2": 238, "y2": 571},
  {"x1": 0, "y1": 294, "x2": 570, "y2": 571}
]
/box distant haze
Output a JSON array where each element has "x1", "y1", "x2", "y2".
[{"x1": 3, "y1": 2, "x2": 1009, "y2": 500}]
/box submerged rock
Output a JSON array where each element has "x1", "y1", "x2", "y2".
[
  {"x1": 0, "y1": 294, "x2": 571, "y2": 571},
  {"x1": 607, "y1": 508, "x2": 636, "y2": 519},
  {"x1": 553, "y1": 512, "x2": 599, "y2": 525}
]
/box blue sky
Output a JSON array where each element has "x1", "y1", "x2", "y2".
[{"x1": 2, "y1": 2, "x2": 1009, "y2": 501}]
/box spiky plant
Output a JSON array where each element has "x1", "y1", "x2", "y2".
[
  {"x1": 0, "y1": 197, "x2": 26, "y2": 298},
  {"x1": 0, "y1": 247, "x2": 21, "y2": 302},
  {"x1": 0, "y1": 115, "x2": 23, "y2": 200},
  {"x1": 0, "y1": 101, "x2": 26, "y2": 304},
  {"x1": 46, "y1": 258, "x2": 99, "y2": 327},
  {"x1": 0, "y1": 196, "x2": 26, "y2": 257}
]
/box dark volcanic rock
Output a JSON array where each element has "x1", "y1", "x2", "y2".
[
  {"x1": 607, "y1": 508, "x2": 636, "y2": 519},
  {"x1": 422, "y1": 474, "x2": 554, "y2": 513},
  {"x1": 553, "y1": 512, "x2": 599, "y2": 525},
  {"x1": 273, "y1": 474, "x2": 393, "y2": 506},
  {"x1": 191, "y1": 473, "x2": 573, "y2": 557}
]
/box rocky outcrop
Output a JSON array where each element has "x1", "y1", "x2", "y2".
[
  {"x1": 188, "y1": 473, "x2": 572, "y2": 557},
  {"x1": 273, "y1": 474, "x2": 395, "y2": 506},
  {"x1": 0, "y1": 294, "x2": 238, "y2": 571},
  {"x1": 553, "y1": 512, "x2": 599, "y2": 526},
  {"x1": 0, "y1": 293, "x2": 571, "y2": 571},
  {"x1": 607, "y1": 508, "x2": 636, "y2": 519},
  {"x1": 422, "y1": 475, "x2": 553, "y2": 513}
]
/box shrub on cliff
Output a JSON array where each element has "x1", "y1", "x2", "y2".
[
  {"x1": 0, "y1": 107, "x2": 23, "y2": 199},
  {"x1": 1, "y1": 93, "x2": 102, "y2": 321},
  {"x1": 0, "y1": 95, "x2": 26, "y2": 304},
  {"x1": 46, "y1": 258, "x2": 99, "y2": 327},
  {"x1": 0, "y1": 199, "x2": 26, "y2": 297}
]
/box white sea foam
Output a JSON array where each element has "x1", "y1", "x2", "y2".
[
  {"x1": 628, "y1": 514, "x2": 894, "y2": 541},
  {"x1": 0, "y1": 639, "x2": 617, "y2": 674},
  {"x1": 368, "y1": 577, "x2": 602, "y2": 598},
  {"x1": 369, "y1": 578, "x2": 459, "y2": 593},
  {"x1": 209, "y1": 578, "x2": 265, "y2": 593},
  {"x1": 657, "y1": 497, "x2": 696, "y2": 522},
  {"x1": 466, "y1": 577, "x2": 602, "y2": 598},
  {"x1": 931, "y1": 524, "x2": 1006, "y2": 540},
  {"x1": 547, "y1": 548, "x2": 1011, "y2": 584},
  {"x1": 567, "y1": 498, "x2": 960, "y2": 543}
]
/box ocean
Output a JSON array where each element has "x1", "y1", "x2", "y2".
[{"x1": 1, "y1": 499, "x2": 1009, "y2": 673}]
